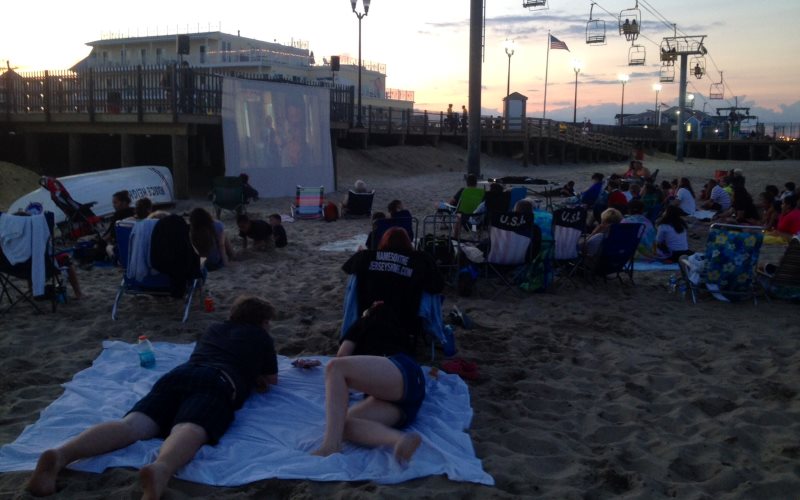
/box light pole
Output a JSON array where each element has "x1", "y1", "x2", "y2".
[
  {"x1": 652, "y1": 83, "x2": 662, "y2": 127},
  {"x1": 504, "y1": 39, "x2": 515, "y2": 97},
  {"x1": 572, "y1": 60, "x2": 582, "y2": 124},
  {"x1": 619, "y1": 74, "x2": 629, "y2": 129},
  {"x1": 350, "y1": 0, "x2": 371, "y2": 128}
]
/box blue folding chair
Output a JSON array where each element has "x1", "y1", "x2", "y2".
[
  {"x1": 507, "y1": 187, "x2": 528, "y2": 211},
  {"x1": 111, "y1": 220, "x2": 199, "y2": 322},
  {"x1": 586, "y1": 222, "x2": 645, "y2": 285}
]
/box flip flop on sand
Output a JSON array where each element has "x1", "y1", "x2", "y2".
[{"x1": 441, "y1": 358, "x2": 479, "y2": 381}]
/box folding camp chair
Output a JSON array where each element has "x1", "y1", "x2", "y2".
[
  {"x1": 0, "y1": 211, "x2": 60, "y2": 315},
  {"x1": 370, "y1": 216, "x2": 418, "y2": 250},
  {"x1": 507, "y1": 187, "x2": 527, "y2": 211},
  {"x1": 757, "y1": 237, "x2": 800, "y2": 301},
  {"x1": 552, "y1": 206, "x2": 587, "y2": 287},
  {"x1": 291, "y1": 186, "x2": 324, "y2": 220},
  {"x1": 210, "y1": 176, "x2": 247, "y2": 219},
  {"x1": 38, "y1": 176, "x2": 104, "y2": 243},
  {"x1": 342, "y1": 190, "x2": 375, "y2": 217},
  {"x1": 580, "y1": 223, "x2": 644, "y2": 285},
  {"x1": 478, "y1": 211, "x2": 539, "y2": 298},
  {"x1": 679, "y1": 223, "x2": 764, "y2": 304},
  {"x1": 419, "y1": 212, "x2": 460, "y2": 285},
  {"x1": 455, "y1": 187, "x2": 485, "y2": 217},
  {"x1": 111, "y1": 220, "x2": 199, "y2": 322}
]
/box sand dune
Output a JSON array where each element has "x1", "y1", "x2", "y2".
[{"x1": 1, "y1": 145, "x2": 798, "y2": 499}]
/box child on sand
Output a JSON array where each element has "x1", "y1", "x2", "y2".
[
  {"x1": 237, "y1": 213, "x2": 273, "y2": 251},
  {"x1": 26, "y1": 295, "x2": 279, "y2": 499},
  {"x1": 268, "y1": 214, "x2": 287, "y2": 248}
]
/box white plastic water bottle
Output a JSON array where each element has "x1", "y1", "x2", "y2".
[
  {"x1": 137, "y1": 335, "x2": 156, "y2": 369},
  {"x1": 668, "y1": 274, "x2": 677, "y2": 294}
]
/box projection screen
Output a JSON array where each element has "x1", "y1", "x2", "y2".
[{"x1": 221, "y1": 78, "x2": 334, "y2": 198}]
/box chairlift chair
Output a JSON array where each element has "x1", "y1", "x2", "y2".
[
  {"x1": 618, "y1": 2, "x2": 641, "y2": 41},
  {"x1": 710, "y1": 72, "x2": 724, "y2": 99},
  {"x1": 660, "y1": 39, "x2": 677, "y2": 65},
  {"x1": 523, "y1": 0, "x2": 548, "y2": 11},
  {"x1": 691, "y1": 56, "x2": 706, "y2": 79},
  {"x1": 585, "y1": 3, "x2": 606, "y2": 45},
  {"x1": 659, "y1": 64, "x2": 675, "y2": 83},
  {"x1": 628, "y1": 44, "x2": 646, "y2": 66}
]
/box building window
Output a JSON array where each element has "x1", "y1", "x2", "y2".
[
  {"x1": 199, "y1": 45, "x2": 206, "y2": 64},
  {"x1": 140, "y1": 48, "x2": 147, "y2": 65},
  {"x1": 156, "y1": 48, "x2": 162, "y2": 65}
]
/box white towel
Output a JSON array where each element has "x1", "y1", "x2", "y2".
[{"x1": 0, "y1": 213, "x2": 50, "y2": 296}]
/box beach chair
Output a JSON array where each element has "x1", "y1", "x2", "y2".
[
  {"x1": 419, "y1": 212, "x2": 460, "y2": 284},
  {"x1": 38, "y1": 176, "x2": 104, "y2": 243},
  {"x1": 581, "y1": 223, "x2": 644, "y2": 285},
  {"x1": 552, "y1": 206, "x2": 587, "y2": 287},
  {"x1": 0, "y1": 211, "x2": 60, "y2": 315},
  {"x1": 210, "y1": 176, "x2": 246, "y2": 219},
  {"x1": 478, "y1": 211, "x2": 540, "y2": 298},
  {"x1": 679, "y1": 224, "x2": 764, "y2": 304},
  {"x1": 507, "y1": 187, "x2": 527, "y2": 211},
  {"x1": 342, "y1": 190, "x2": 375, "y2": 217},
  {"x1": 111, "y1": 220, "x2": 200, "y2": 322},
  {"x1": 370, "y1": 216, "x2": 418, "y2": 250},
  {"x1": 291, "y1": 186, "x2": 324, "y2": 220},
  {"x1": 757, "y1": 237, "x2": 800, "y2": 301},
  {"x1": 456, "y1": 187, "x2": 485, "y2": 217}
]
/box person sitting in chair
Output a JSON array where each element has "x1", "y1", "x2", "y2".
[
  {"x1": 239, "y1": 173, "x2": 259, "y2": 203},
  {"x1": 583, "y1": 208, "x2": 623, "y2": 258},
  {"x1": 341, "y1": 180, "x2": 369, "y2": 216},
  {"x1": 26, "y1": 295, "x2": 278, "y2": 499}
]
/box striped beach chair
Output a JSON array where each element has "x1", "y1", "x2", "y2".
[{"x1": 291, "y1": 186, "x2": 324, "y2": 220}]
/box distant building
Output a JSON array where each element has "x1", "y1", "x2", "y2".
[{"x1": 72, "y1": 31, "x2": 413, "y2": 110}]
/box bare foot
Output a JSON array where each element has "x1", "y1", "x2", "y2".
[
  {"x1": 311, "y1": 445, "x2": 341, "y2": 457},
  {"x1": 26, "y1": 449, "x2": 64, "y2": 496},
  {"x1": 140, "y1": 462, "x2": 171, "y2": 500},
  {"x1": 394, "y1": 433, "x2": 422, "y2": 463}
]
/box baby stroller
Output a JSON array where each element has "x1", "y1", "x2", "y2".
[{"x1": 39, "y1": 176, "x2": 105, "y2": 244}]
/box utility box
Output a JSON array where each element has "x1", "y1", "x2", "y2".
[{"x1": 503, "y1": 92, "x2": 527, "y2": 131}]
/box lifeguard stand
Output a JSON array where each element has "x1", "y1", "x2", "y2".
[
  {"x1": 619, "y1": 1, "x2": 641, "y2": 41},
  {"x1": 586, "y1": 3, "x2": 606, "y2": 45},
  {"x1": 503, "y1": 92, "x2": 528, "y2": 131}
]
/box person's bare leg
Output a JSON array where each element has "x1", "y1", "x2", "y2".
[
  {"x1": 345, "y1": 398, "x2": 423, "y2": 462},
  {"x1": 66, "y1": 266, "x2": 82, "y2": 299},
  {"x1": 140, "y1": 422, "x2": 207, "y2": 500},
  {"x1": 312, "y1": 356, "x2": 404, "y2": 457},
  {"x1": 27, "y1": 412, "x2": 158, "y2": 496}
]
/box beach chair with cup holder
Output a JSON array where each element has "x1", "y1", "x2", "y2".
[
  {"x1": 111, "y1": 219, "x2": 200, "y2": 322},
  {"x1": 370, "y1": 216, "x2": 418, "y2": 250},
  {"x1": 291, "y1": 186, "x2": 324, "y2": 220},
  {"x1": 551, "y1": 205, "x2": 587, "y2": 287},
  {"x1": 210, "y1": 176, "x2": 247, "y2": 219},
  {"x1": 0, "y1": 211, "x2": 61, "y2": 316},
  {"x1": 454, "y1": 187, "x2": 486, "y2": 241},
  {"x1": 419, "y1": 212, "x2": 461, "y2": 285},
  {"x1": 38, "y1": 176, "x2": 105, "y2": 244},
  {"x1": 678, "y1": 223, "x2": 765, "y2": 304},
  {"x1": 579, "y1": 222, "x2": 645, "y2": 285},
  {"x1": 341, "y1": 190, "x2": 375, "y2": 218},
  {"x1": 757, "y1": 236, "x2": 800, "y2": 301}
]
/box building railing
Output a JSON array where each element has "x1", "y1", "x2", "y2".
[
  {"x1": 385, "y1": 88, "x2": 414, "y2": 102},
  {"x1": 0, "y1": 65, "x2": 353, "y2": 124}
]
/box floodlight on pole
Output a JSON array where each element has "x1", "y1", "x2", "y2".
[
  {"x1": 652, "y1": 83, "x2": 662, "y2": 126},
  {"x1": 572, "y1": 60, "x2": 582, "y2": 124},
  {"x1": 504, "y1": 39, "x2": 515, "y2": 98},
  {"x1": 350, "y1": 0, "x2": 371, "y2": 128},
  {"x1": 619, "y1": 74, "x2": 629, "y2": 128}
]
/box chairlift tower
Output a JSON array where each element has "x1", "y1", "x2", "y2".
[
  {"x1": 716, "y1": 97, "x2": 757, "y2": 140},
  {"x1": 661, "y1": 35, "x2": 707, "y2": 161}
]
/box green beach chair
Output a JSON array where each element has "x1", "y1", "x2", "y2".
[{"x1": 210, "y1": 176, "x2": 246, "y2": 219}]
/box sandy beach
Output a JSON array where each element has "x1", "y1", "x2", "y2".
[{"x1": 1, "y1": 145, "x2": 799, "y2": 499}]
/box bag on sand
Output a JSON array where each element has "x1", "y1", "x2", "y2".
[{"x1": 324, "y1": 201, "x2": 339, "y2": 222}]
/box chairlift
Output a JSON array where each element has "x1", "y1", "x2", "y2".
[
  {"x1": 586, "y1": 3, "x2": 606, "y2": 45},
  {"x1": 628, "y1": 44, "x2": 646, "y2": 66},
  {"x1": 660, "y1": 39, "x2": 677, "y2": 65},
  {"x1": 709, "y1": 71, "x2": 724, "y2": 99},
  {"x1": 618, "y1": 1, "x2": 641, "y2": 41},
  {"x1": 659, "y1": 64, "x2": 675, "y2": 83},
  {"x1": 523, "y1": 0, "x2": 548, "y2": 11},
  {"x1": 690, "y1": 56, "x2": 706, "y2": 79}
]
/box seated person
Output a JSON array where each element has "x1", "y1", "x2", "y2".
[
  {"x1": 607, "y1": 180, "x2": 628, "y2": 213},
  {"x1": 579, "y1": 173, "x2": 604, "y2": 207},
  {"x1": 701, "y1": 178, "x2": 732, "y2": 212},
  {"x1": 363, "y1": 211, "x2": 387, "y2": 250},
  {"x1": 190, "y1": 208, "x2": 233, "y2": 270},
  {"x1": 655, "y1": 206, "x2": 690, "y2": 261},
  {"x1": 759, "y1": 192, "x2": 779, "y2": 230},
  {"x1": 779, "y1": 182, "x2": 796, "y2": 201},
  {"x1": 724, "y1": 182, "x2": 760, "y2": 225},
  {"x1": 133, "y1": 197, "x2": 154, "y2": 220},
  {"x1": 239, "y1": 173, "x2": 259, "y2": 203},
  {"x1": 268, "y1": 214, "x2": 287, "y2": 248},
  {"x1": 622, "y1": 161, "x2": 637, "y2": 178},
  {"x1": 623, "y1": 200, "x2": 656, "y2": 260},
  {"x1": 768, "y1": 196, "x2": 800, "y2": 242},
  {"x1": 103, "y1": 191, "x2": 135, "y2": 243},
  {"x1": 583, "y1": 208, "x2": 623, "y2": 258},
  {"x1": 633, "y1": 162, "x2": 651, "y2": 179},
  {"x1": 559, "y1": 180, "x2": 576, "y2": 197},
  {"x1": 26, "y1": 295, "x2": 278, "y2": 499},
  {"x1": 387, "y1": 199, "x2": 414, "y2": 240},
  {"x1": 672, "y1": 177, "x2": 696, "y2": 216},
  {"x1": 312, "y1": 302, "x2": 425, "y2": 463},
  {"x1": 449, "y1": 173, "x2": 478, "y2": 206},
  {"x1": 236, "y1": 214, "x2": 273, "y2": 251},
  {"x1": 341, "y1": 179, "x2": 370, "y2": 215}
]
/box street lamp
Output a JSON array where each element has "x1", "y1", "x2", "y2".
[
  {"x1": 504, "y1": 39, "x2": 515, "y2": 98},
  {"x1": 652, "y1": 83, "x2": 662, "y2": 127},
  {"x1": 619, "y1": 74, "x2": 629, "y2": 128},
  {"x1": 687, "y1": 93, "x2": 695, "y2": 110},
  {"x1": 350, "y1": 0, "x2": 371, "y2": 128},
  {"x1": 572, "y1": 60, "x2": 582, "y2": 124}
]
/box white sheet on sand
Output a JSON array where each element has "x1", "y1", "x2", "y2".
[
  {"x1": 0, "y1": 341, "x2": 493, "y2": 486},
  {"x1": 318, "y1": 233, "x2": 368, "y2": 253}
]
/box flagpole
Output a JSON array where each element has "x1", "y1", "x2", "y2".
[{"x1": 543, "y1": 30, "x2": 550, "y2": 119}]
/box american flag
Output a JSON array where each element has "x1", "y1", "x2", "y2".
[{"x1": 550, "y1": 35, "x2": 569, "y2": 51}]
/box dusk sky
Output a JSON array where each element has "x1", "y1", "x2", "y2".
[{"x1": 3, "y1": 0, "x2": 798, "y2": 124}]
